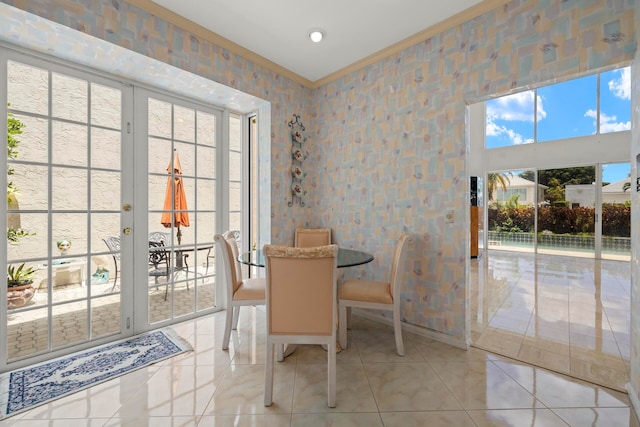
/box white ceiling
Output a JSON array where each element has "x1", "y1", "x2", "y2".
[{"x1": 151, "y1": 0, "x2": 484, "y2": 82}]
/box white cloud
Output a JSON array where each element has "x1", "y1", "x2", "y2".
[
  {"x1": 608, "y1": 67, "x2": 631, "y2": 100},
  {"x1": 486, "y1": 90, "x2": 547, "y2": 122},
  {"x1": 486, "y1": 113, "x2": 534, "y2": 145},
  {"x1": 584, "y1": 109, "x2": 631, "y2": 132}
]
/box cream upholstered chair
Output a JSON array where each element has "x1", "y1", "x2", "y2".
[
  {"x1": 294, "y1": 227, "x2": 331, "y2": 247},
  {"x1": 338, "y1": 234, "x2": 411, "y2": 356},
  {"x1": 214, "y1": 231, "x2": 266, "y2": 350},
  {"x1": 263, "y1": 244, "x2": 339, "y2": 408}
]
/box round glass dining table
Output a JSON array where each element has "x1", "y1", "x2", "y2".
[{"x1": 238, "y1": 247, "x2": 374, "y2": 268}]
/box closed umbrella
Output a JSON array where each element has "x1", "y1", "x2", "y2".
[{"x1": 161, "y1": 149, "x2": 190, "y2": 245}]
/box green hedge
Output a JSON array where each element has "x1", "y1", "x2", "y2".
[{"x1": 488, "y1": 205, "x2": 630, "y2": 237}]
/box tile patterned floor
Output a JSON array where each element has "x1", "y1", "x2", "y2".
[
  {"x1": 470, "y1": 250, "x2": 631, "y2": 392},
  {"x1": 1, "y1": 303, "x2": 639, "y2": 426}
]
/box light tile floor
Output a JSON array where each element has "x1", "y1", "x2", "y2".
[
  {"x1": 1, "y1": 303, "x2": 639, "y2": 426},
  {"x1": 470, "y1": 250, "x2": 631, "y2": 392}
]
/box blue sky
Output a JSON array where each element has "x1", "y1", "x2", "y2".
[{"x1": 486, "y1": 67, "x2": 631, "y2": 183}]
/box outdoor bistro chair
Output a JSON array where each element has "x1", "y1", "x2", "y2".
[
  {"x1": 215, "y1": 231, "x2": 265, "y2": 350},
  {"x1": 102, "y1": 237, "x2": 121, "y2": 292},
  {"x1": 148, "y1": 240, "x2": 174, "y2": 300},
  {"x1": 294, "y1": 228, "x2": 331, "y2": 248},
  {"x1": 263, "y1": 244, "x2": 339, "y2": 408},
  {"x1": 338, "y1": 234, "x2": 411, "y2": 356}
]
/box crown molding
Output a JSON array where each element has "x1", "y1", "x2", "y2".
[
  {"x1": 129, "y1": 0, "x2": 509, "y2": 90},
  {"x1": 128, "y1": 0, "x2": 313, "y2": 87}
]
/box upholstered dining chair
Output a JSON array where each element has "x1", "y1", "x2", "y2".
[
  {"x1": 294, "y1": 227, "x2": 331, "y2": 247},
  {"x1": 263, "y1": 244, "x2": 339, "y2": 408},
  {"x1": 214, "y1": 231, "x2": 266, "y2": 350},
  {"x1": 338, "y1": 234, "x2": 411, "y2": 356}
]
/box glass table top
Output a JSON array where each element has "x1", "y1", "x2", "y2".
[{"x1": 238, "y1": 247, "x2": 374, "y2": 268}]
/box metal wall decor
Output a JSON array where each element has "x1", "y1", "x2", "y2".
[{"x1": 288, "y1": 114, "x2": 307, "y2": 206}]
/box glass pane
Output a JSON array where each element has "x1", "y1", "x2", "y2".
[
  {"x1": 148, "y1": 98, "x2": 172, "y2": 139},
  {"x1": 11, "y1": 114, "x2": 48, "y2": 164},
  {"x1": 196, "y1": 178, "x2": 216, "y2": 211},
  {"x1": 538, "y1": 166, "x2": 596, "y2": 257},
  {"x1": 92, "y1": 128, "x2": 121, "y2": 170},
  {"x1": 52, "y1": 167, "x2": 87, "y2": 211},
  {"x1": 7, "y1": 61, "x2": 48, "y2": 115},
  {"x1": 149, "y1": 137, "x2": 172, "y2": 175},
  {"x1": 537, "y1": 75, "x2": 597, "y2": 141},
  {"x1": 599, "y1": 67, "x2": 631, "y2": 134},
  {"x1": 52, "y1": 213, "x2": 88, "y2": 255},
  {"x1": 52, "y1": 121, "x2": 88, "y2": 166},
  {"x1": 91, "y1": 83, "x2": 121, "y2": 129},
  {"x1": 91, "y1": 295, "x2": 122, "y2": 338},
  {"x1": 602, "y1": 162, "x2": 631, "y2": 260},
  {"x1": 485, "y1": 91, "x2": 535, "y2": 149},
  {"x1": 91, "y1": 170, "x2": 121, "y2": 210},
  {"x1": 487, "y1": 170, "x2": 535, "y2": 253},
  {"x1": 52, "y1": 300, "x2": 88, "y2": 349},
  {"x1": 229, "y1": 151, "x2": 242, "y2": 182},
  {"x1": 229, "y1": 115, "x2": 241, "y2": 150},
  {"x1": 9, "y1": 163, "x2": 49, "y2": 210},
  {"x1": 196, "y1": 145, "x2": 216, "y2": 179},
  {"x1": 7, "y1": 307, "x2": 49, "y2": 361},
  {"x1": 52, "y1": 73, "x2": 88, "y2": 123},
  {"x1": 174, "y1": 105, "x2": 195, "y2": 142},
  {"x1": 49, "y1": 256, "x2": 89, "y2": 304},
  {"x1": 175, "y1": 142, "x2": 195, "y2": 177},
  {"x1": 197, "y1": 111, "x2": 216, "y2": 147},
  {"x1": 7, "y1": 213, "x2": 48, "y2": 260}
]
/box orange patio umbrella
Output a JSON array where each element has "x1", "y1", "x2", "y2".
[{"x1": 161, "y1": 149, "x2": 190, "y2": 244}]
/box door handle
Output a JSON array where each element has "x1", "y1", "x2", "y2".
[{"x1": 123, "y1": 227, "x2": 132, "y2": 235}]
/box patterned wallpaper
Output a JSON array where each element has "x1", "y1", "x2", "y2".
[
  {"x1": 1, "y1": 0, "x2": 636, "y2": 345},
  {"x1": 311, "y1": 0, "x2": 636, "y2": 339}
]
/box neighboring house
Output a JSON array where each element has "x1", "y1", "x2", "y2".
[
  {"x1": 565, "y1": 184, "x2": 595, "y2": 207},
  {"x1": 491, "y1": 176, "x2": 547, "y2": 206},
  {"x1": 566, "y1": 179, "x2": 631, "y2": 207},
  {"x1": 602, "y1": 178, "x2": 632, "y2": 204}
]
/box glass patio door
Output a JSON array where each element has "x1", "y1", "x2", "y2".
[
  {"x1": 135, "y1": 89, "x2": 218, "y2": 326},
  {"x1": 2, "y1": 51, "x2": 134, "y2": 369}
]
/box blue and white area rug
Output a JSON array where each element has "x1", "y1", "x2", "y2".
[{"x1": 0, "y1": 328, "x2": 192, "y2": 419}]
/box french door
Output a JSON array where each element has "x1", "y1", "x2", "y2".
[
  {"x1": 2, "y1": 51, "x2": 134, "y2": 370},
  {"x1": 2, "y1": 50, "x2": 230, "y2": 370}
]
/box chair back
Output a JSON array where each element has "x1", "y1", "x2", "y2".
[
  {"x1": 214, "y1": 232, "x2": 243, "y2": 295},
  {"x1": 294, "y1": 228, "x2": 331, "y2": 248},
  {"x1": 389, "y1": 234, "x2": 411, "y2": 300},
  {"x1": 264, "y1": 244, "x2": 338, "y2": 336},
  {"x1": 149, "y1": 241, "x2": 171, "y2": 274},
  {"x1": 149, "y1": 231, "x2": 170, "y2": 245},
  {"x1": 103, "y1": 236, "x2": 121, "y2": 260}
]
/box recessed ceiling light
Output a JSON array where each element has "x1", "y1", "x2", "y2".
[{"x1": 309, "y1": 29, "x2": 325, "y2": 43}]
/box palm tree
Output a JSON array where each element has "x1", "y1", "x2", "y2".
[{"x1": 487, "y1": 172, "x2": 513, "y2": 201}]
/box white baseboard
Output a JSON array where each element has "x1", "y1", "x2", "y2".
[
  {"x1": 626, "y1": 383, "x2": 640, "y2": 421},
  {"x1": 352, "y1": 309, "x2": 468, "y2": 350}
]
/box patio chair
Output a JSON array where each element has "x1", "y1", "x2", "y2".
[
  {"x1": 102, "y1": 237, "x2": 121, "y2": 292},
  {"x1": 263, "y1": 244, "x2": 339, "y2": 407},
  {"x1": 148, "y1": 240, "x2": 174, "y2": 300}
]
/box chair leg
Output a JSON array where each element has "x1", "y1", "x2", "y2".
[
  {"x1": 346, "y1": 307, "x2": 353, "y2": 330},
  {"x1": 393, "y1": 306, "x2": 405, "y2": 356},
  {"x1": 327, "y1": 338, "x2": 336, "y2": 408},
  {"x1": 276, "y1": 344, "x2": 284, "y2": 362},
  {"x1": 264, "y1": 341, "x2": 274, "y2": 407},
  {"x1": 222, "y1": 305, "x2": 234, "y2": 350},
  {"x1": 110, "y1": 262, "x2": 119, "y2": 292},
  {"x1": 232, "y1": 306, "x2": 240, "y2": 330},
  {"x1": 338, "y1": 304, "x2": 348, "y2": 349}
]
